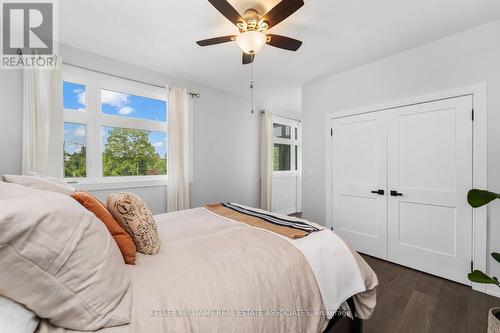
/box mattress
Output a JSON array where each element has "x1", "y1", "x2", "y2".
[{"x1": 37, "y1": 207, "x2": 377, "y2": 333}]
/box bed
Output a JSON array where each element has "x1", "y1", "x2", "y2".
[{"x1": 27, "y1": 203, "x2": 375, "y2": 333}]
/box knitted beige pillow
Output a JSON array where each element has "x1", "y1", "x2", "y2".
[{"x1": 107, "y1": 192, "x2": 160, "y2": 255}]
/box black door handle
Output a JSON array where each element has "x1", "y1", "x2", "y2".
[
  {"x1": 390, "y1": 190, "x2": 403, "y2": 196},
  {"x1": 371, "y1": 189, "x2": 385, "y2": 195}
]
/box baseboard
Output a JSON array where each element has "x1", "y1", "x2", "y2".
[{"x1": 486, "y1": 285, "x2": 500, "y2": 298}]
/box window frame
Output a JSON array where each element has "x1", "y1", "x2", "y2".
[
  {"x1": 63, "y1": 65, "x2": 168, "y2": 185},
  {"x1": 272, "y1": 116, "x2": 301, "y2": 175}
]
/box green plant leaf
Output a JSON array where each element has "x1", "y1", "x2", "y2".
[
  {"x1": 468, "y1": 270, "x2": 499, "y2": 285},
  {"x1": 467, "y1": 189, "x2": 500, "y2": 208},
  {"x1": 491, "y1": 253, "x2": 500, "y2": 264}
]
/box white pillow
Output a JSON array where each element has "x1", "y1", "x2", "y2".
[
  {"x1": 0, "y1": 182, "x2": 131, "y2": 330},
  {"x1": 27, "y1": 172, "x2": 70, "y2": 185},
  {"x1": 2, "y1": 175, "x2": 75, "y2": 195},
  {"x1": 0, "y1": 296, "x2": 39, "y2": 333}
]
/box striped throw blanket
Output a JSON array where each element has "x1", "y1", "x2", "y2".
[{"x1": 222, "y1": 203, "x2": 321, "y2": 233}]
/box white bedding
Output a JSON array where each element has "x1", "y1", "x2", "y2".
[
  {"x1": 213, "y1": 204, "x2": 368, "y2": 320},
  {"x1": 286, "y1": 230, "x2": 367, "y2": 319},
  {"x1": 37, "y1": 207, "x2": 377, "y2": 333}
]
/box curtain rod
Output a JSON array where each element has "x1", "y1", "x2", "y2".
[
  {"x1": 63, "y1": 62, "x2": 200, "y2": 98},
  {"x1": 260, "y1": 110, "x2": 302, "y2": 123}
]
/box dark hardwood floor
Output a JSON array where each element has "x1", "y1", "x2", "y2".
[
  {"x1": 361, "y1": 254, "x2": 500, "y2": 333},
  {"x1": 287, "y1": 213, "x2": 499, "y2": 332}
]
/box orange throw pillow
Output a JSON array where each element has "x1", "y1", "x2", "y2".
[{"x1": 71, "y1": 191, "x2": 136, "y2": 264}]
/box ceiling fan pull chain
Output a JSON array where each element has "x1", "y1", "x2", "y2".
[{"x1": 250, "y1": 62, "x2": 255, "y2": 114}]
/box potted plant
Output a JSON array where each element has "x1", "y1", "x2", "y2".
[{"x1": 467, "y1": 189, "x2": 500, "y2": 333}]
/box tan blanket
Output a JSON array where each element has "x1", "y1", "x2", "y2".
[
  {"x1": 205, "y1": 203, "x2": 309, "y2": 239},
  {"x1": 37, "y1": 208, "x2": 328, "y2": 333}
]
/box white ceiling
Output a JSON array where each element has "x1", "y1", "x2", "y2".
[{"x1": 60, "y1": 0, "x2": 500, "y2": 112}]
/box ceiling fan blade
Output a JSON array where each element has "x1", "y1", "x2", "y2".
[
  {"x1": 242, "y1": 53, "x2": 255, "y2": 65},
  {"x1": 260, "y1": 0, "x2": 304, "y2": 29},
  {"x1": 197, "y1": 35, "x2": 236, "y2": 46},
  {"x1": 208, "y1": 0, "x2": 245, "y2": 27},
  {"x1": 266, "y1": 34, "x2": 302, "y2": 51}
]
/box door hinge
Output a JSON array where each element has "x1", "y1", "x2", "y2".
[
  {"x1": 472, "y1": 109, "x2": 475, "y2": 121},
  {"x1": 330, "y1": 128, "x2": 333, "y2": 137},
  {"x1": 471, "y1": 260, "x2": 474, "y2": 272}
]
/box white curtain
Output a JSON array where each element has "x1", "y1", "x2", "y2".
[
  {"x1": 167, "y1": 86, "x2": 190, "y2": 212},
  {"x1": 22, "y1": 65, "x2": 63, "y2": 177},
  {"x1": 260, "y1": 110, "x2": 273, "y2": 211}
]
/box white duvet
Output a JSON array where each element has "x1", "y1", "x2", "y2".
[
  {"x1": 223, "y1": 204, "x2": 372, "y2": 320},
  {"x1": 37, "y1": 207, "x2": 377, "y2": 333}
]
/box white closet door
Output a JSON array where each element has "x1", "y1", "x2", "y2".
[
  {"x1": 387, "y1": 96, "x2": 473, "y2": 285},
  {"x1": 332, "y1": 112, "x2": 388, "y2": 259}
]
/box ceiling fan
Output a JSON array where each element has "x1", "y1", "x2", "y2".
[{"x1": 196, "y1": 0, "x2": 304, "y2": 65}]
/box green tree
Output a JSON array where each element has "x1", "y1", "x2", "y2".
[
  {"x1": 64, "y1": 146, "x2": 86, "y2": 178},
  {"x1": 102, "y1": 128, "x2": 166, "y2": 177}
]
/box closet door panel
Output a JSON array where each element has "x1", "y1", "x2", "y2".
[
  {"x1": 387, "y1": 95, "x2": 473, "y2": 285},
  {"x1": 332, "y1": 112, "x2": 388, "y2": 259}
]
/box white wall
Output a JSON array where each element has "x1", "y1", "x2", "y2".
[
  {"x1": 0, "y1": 44, "x2": 298, "y2": 214},
  {"x1": 0, "y1": 70, "x2": 23, "y2": 175},
  {"x1": 272, "y1": 175, "x2": 298, "y2": 214},
  {"x1": 302, "y1": 20, "x2": 500, "y2": 278}
]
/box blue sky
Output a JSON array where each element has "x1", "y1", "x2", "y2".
[
  {"x1": 63, "y1": 82, "x2": 168, "y2": 122},
  {"x1": 63, "y1": 81, "x2": 86, "y2": 111},
  {"x1": 101, "y1": 89, "x2": 167, "y2": 122},
  {"x1": 102, "y1": 127, "x2": 167, "y2": 157},
  {"x1": 64, "y1": 123, "x2": 86, "y2": 154}
]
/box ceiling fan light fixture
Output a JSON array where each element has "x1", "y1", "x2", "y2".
[{"x1": 236, "y1": 31, "x2": 266, "y2": 54}]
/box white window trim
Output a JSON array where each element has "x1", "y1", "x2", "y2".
[
  {"x1": 272, "y1": 116, "x2": 301, "y2": 175},
  {"x1": 70, "y1": 177, "x2": 168, "y2": 191},
  {"x1": 63, "y1": 65, "x2": 168, "y2": 187}
]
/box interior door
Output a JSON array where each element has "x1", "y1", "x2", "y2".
[
  {"x1": 332, "y1": 112, "x2": 388, "y2": 259},
  {"x1": 387, "y1": 96, "x2": 473, "y2": 285}
]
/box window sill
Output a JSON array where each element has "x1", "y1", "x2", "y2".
[
  {"x1": 273, "y1": 171, "x2": 301, "y2": 177},
  {"x1": 67, "y1": 177, "x2": 168, "y2": 191}
]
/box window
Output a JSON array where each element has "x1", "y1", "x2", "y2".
[
  {"x1": 63, "y1": 67, "x2": 168, "y2": 181},
  {"x1": 294, "y1": 145, "x2": 298, "y2": 170},
  {"x1": 101, "y1": 89, "x2": 167, "y2": 122},
  {"x1": 272, "y1": 118, "x2": 301, "y2": 172},
  {"x1": 63, "y1": 81, "x2": 86, "y2": 111},
  {"x1": 102, "y1": 127, "x2": 167, "y2": 177},
  {"x1": 273, "y1": 123, "x2": 291, "y2": 139},
  {"x1": 274, "y1": 144, "x2": 291, "y2": 171},
  {"x1": 64, "y1": 122, "x2": 86, "y2": 177}
]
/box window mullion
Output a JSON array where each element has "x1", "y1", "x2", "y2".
[
  {"x1": 86, "y1": 82, "x2": 101, "y2": 180},
  {"x1": 63, "y1": 110, "x2": 86, "y2": 123},
  {"x1": 274, "y1": 137, "x2": 292, "y2": 145},
  {"x1": 100, "y1": 115, "x2": 167, "y2": 133}
]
